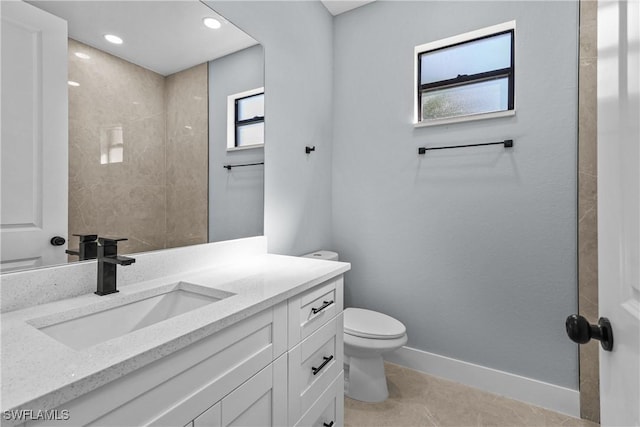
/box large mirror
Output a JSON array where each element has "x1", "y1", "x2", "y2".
[{"x1": 0, "y1": 1, "x2": 264, "y2": 273}]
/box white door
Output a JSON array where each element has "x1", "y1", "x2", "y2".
[
  {"x1": 597, "y1": 1, "x2": 640, "y2": 425},
  {"x1": 0, "y1": 0, "x2": 68, "y2": 272}
]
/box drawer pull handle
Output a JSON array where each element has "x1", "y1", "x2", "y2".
[
  {"x1": 312, "y1": 355, "x2": 334, "y2": 375},
  {"x1": 312, "y1": 300, "x2": 334, "y2": 314},
  {"x1": 323, "y1": 422, "x2": 334, "y2": 427}
]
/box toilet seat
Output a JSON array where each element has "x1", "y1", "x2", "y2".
[{"x1": 344, "y1": 308, "x2": 406, "y2": 340}]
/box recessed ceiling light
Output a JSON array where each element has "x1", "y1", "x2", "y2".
[
  {"x1": 203, "y1": 17, "x2": 221, "y2": 29},
  {"x1": 68, "y1": 81, "x2": 80, "y2": 87},
  {"x1": 104, "y1": 34, "x2": 123, "y2": 44},
  {"x1": 74, "y1": 52, "x2": 91, "y2": 59}
]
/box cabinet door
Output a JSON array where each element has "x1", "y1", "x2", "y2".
[
  {"x1": 221, "y1": 355, "x2": 287, "y2": 427},
  {"x1": 193, "y1": 402, "x2": 221, "y2": 427},
  {"x1": 295, "y1": 372, "x2": 344, "y2": 427}
]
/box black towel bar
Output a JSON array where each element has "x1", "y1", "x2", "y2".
[
  {"x1": 418, "y1": 139, "x2": 513, "y2": 154},
  {"x1": 223, "y1": 162, "x2": 264, "y2": 170}
]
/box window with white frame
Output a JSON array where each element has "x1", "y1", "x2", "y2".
[
  {"x1": 227, "y1": 87, "x2": 264, "y2": 150},
  {"x1": 415, "y1": 21, "x2": 515, "y2": 126}
]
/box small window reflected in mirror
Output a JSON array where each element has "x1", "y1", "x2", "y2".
[
  {"x1": 227, "y1": 87, "x2": 264, "y2": 150},
  {"x1": 100, "y1": 125, "x2": 124, "y2": 164}
]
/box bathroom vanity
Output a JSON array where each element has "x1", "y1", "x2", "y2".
[{"x1": 0, "y1": 238, "x2": 349, "y2": 427}]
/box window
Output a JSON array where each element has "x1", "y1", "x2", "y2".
[
  {"x1": 415, "y1": 21, "x2": 515, "y2": 126},
  {"x1": 100, "y1": 125, "x2": 124, "y2": 164},
  {"x1": 227, "y1": 87, "x2": 264, "y2": 150}
]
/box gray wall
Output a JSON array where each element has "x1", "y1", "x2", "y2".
[
  {"x1": 206, "y1": 1, "x2": 334, "y2": 255},
  {"x1": 332, "y1": 1, "x2": 579, "y2": 389},
  {"x1": 209, "y1": 45, "x2": 265, "y2": 242}
]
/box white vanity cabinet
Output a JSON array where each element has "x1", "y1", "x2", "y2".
[
  {"x1": 287, "y1": 276, "x2": 344, "y2": 426},
  {"x1": 26, "y1": 275, "x2": 344, "y2": 427},
  {"x1": 27, "y1": 302, "x2": 287, "y2": 427},
  {"x1": 187, "y1": 354, "x2": 287, "y2": 427}
]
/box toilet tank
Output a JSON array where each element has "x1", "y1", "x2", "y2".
[{"x1": 301, "y1": 250, "x2": 339, "y2": 261}]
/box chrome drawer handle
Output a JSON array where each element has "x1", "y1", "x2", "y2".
[
  {"x1": 312, "y1": 355, "x2": 334, "y2": 375},
  {"x1": 311, "y1": 300, "x2": 334, "y2": 314},
  {"x1": 323, "y1": 422, "x2": 334, "y2": 427}
]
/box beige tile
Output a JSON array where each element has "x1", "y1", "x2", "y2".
[
  {"x1": 579, "y1": 22, "x2": 597, "y2": 61},
  {"x1": 578, "y1": 61, "x2": 597, "y2": 177},
  {"x1": 578, "y1": 172, "x2": 597, "y2": 220},
  {"x1": 164, "y1": 63, "x2": 209, "y2": 248},
  {"x1": 68, "y1": 182, "x2": 100, "y2": 243},
  {"x1": 126, "y1": 113, "x2": 167, "y2": 185},
  {"x1": 165, "y1": 130, "x2": 209, "y2": 186},
  {"x1": 579, "y1": 341, "x2": 600, "y2": 423},
  {"x1": 94, "y1": 183, "x2": 167, "y2": 255},
  {"x1": 166, "y1": 184, "x2": 208, "y2": 249},
  {"x1": 68, "y1": 39, "x2": 165, "y2": 124},
  {"x1": 345, "y1": 363, "x2": 599, "y2": 427},
  {"x1": 578, "y1": 202, "x2": 597, "y2": 293},
  {"x1": 68, "y1": 39, "x2": 209, "y2": 257},
  {"x1": 577, "y1": 5, "x2": 599, "y2": 421},
  {"x1": 580, "y1": 1, "x2": 598, "y2": 35},
  {"x1": 68, "y1": 38, "x2": 167, "y2": 254},
  {"x1": 165, "y1": 63, "x2": 209, "y2": 186}
]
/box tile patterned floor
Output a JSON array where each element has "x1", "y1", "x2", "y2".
[{"x1": 345, "y1": 362, "x2": 599, "y2": 427}]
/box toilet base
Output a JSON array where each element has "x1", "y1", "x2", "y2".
[{"x1": 345, "y1": 355, "x2": 388, "y2": 402}]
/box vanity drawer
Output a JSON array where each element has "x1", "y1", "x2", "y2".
[
  {"x1": 295, "y1": 371, "x2": 344, "y2": 427},
  {"x1": 288, "y1": 312, "x2": 344, "y2": 424},
  {"x1": 288, "y1": 276, "x2": 343, "y2": 347}
]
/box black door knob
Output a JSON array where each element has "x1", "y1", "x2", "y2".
[
  {"x1": 50, "y1": 236, "x2": 66, "y2": 246},
  {"x1": 565, "y1": 314, "x2": 614, "y2": 351}
]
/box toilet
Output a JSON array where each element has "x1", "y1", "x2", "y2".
[{"x1": 302, "y1": 251, "x2": 408, "y2": 403}]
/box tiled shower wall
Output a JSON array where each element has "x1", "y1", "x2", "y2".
[
  {"x1": 68, "y1": 39, "x2": 208, "y2": 256},
  {"x1": 165, "y1": 63, "x2": 209, "y2": 249},
  {"x1": 578, "y1": 0, "x2": 599, "y2": 422}
]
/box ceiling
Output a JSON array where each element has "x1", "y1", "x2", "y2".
[
  {"x1": 28, "y1": 1, "x2": 258, "y2": 76},
  {"x1": 321, "y1": 0, "x2": 376, "y2": 16}
]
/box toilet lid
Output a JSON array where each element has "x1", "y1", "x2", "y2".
[{"x1": 344, "y1": 308, "x2": 406, "y2": 339}]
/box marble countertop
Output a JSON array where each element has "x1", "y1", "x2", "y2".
[{"x1": 1, "y1": 254, "x2": 350, "y2": 414}]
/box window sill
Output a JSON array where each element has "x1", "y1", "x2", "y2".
[
  {"x1": 414, "y1": 109, "x2": 515, "y2": 128},
  {"x1": 227, "y1": 143, "x2": 264, "y2": 152}
]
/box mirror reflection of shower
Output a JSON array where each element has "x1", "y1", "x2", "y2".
[
  {"x1": 21, "y1": 0, "x2": 264, "y2": 260},
  {"x1": 67, "y1": 38, "x2": 211, "y2": 255}
]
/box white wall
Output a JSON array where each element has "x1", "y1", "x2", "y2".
[
  {"x1": 209, "y1": 45, "x2": 265, "y2": 242},
  {"x1": 332, "y1": 1, "x2": 579, "y2": 389},
  {"x1": 205, "y1": 1, "x2": 334, "y2": 255}
]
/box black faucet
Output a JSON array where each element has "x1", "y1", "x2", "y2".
[
  {"x1": 96, "y1": 237, "x2": 136, "y2": 296},
  {"x1": 66, "y1": 234, "x2": 98, "y2": 261}
]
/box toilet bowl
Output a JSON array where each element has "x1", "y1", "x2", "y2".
[
  {"x1": 302, "y1": 251, "x2": 408, "y2": 403},
  {"x1": 343, "y1": 308, "x2": 407, "y2": 402}
]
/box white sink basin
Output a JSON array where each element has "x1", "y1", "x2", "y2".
[{"x1": 31, "y1": 282, "x2": 234, "y2": 350}]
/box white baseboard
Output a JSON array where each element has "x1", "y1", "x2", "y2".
[{"x1": 384, "y1": 346, "x2": 580, "y2": 418}]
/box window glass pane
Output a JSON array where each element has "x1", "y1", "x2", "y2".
[
  {"x1": 100, "y1": 125, "x2": 124, "y2": 164},
  {"x1": 237, "y1": 94, "x2": 264, "y2": 121},
  {"x1": 420, "y1": 33, "x2": 511, "y2": 85},
  {"x1": 237, "y1": 122, "x2": 264, "y2": 147},
  {"x1": 421, "y1": 77, "x2": 508, "y2": 120}
]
